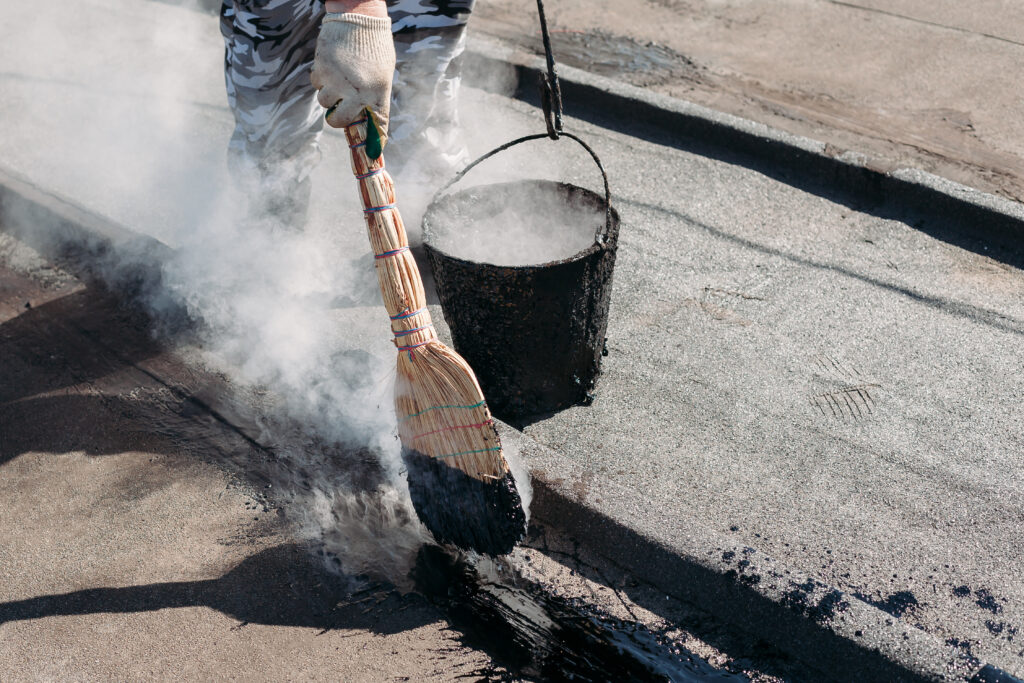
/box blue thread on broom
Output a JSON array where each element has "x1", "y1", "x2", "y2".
[
  {"x1": 356, "y1": 167, "x2": 384, "y2": 179},
  {"x1": 397, "y1": 338, "x2": 432, "y2": 360},
  {"x1": 393, "y1": 324, "x2": 434, "y2": 337},
  {"x1": 374, "y1": 246, "x2": 408, "y2": 259},
  {"x1": 391, "y1": 307, "x2": 426, "y2": 321}
]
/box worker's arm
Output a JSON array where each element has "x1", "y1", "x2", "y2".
[
  {"x1": 323, "y1": 0, "x2": 387, "y2": 18},
  {"x1": 312, "y1": 0, "x2": 394, "y2": 138}
]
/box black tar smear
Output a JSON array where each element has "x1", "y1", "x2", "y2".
[
  {"x1": 411, "y1": 546, "x2": 743, "y2": 682},
  {"x1": 952, "y1": 585, "x2": 1007, "y2": 615},
  {"x1": 853, "y1": 590, "x2": 920, "y2": 619},
  {"x1": 985, "y1": 620, "x2": 1019, "y2": 639},
  {"x1": 402, "y1": 448, "x2": 526, "y2": 556},
  {"x1": 781, "y1": 578, "x2": 851, "y2": 623},
  {"x1": 975, "y1": 589, "x2": 1005, "y2": 615}
]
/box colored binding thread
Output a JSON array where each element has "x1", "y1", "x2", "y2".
[
  {"x1": 397, "y1": 339, "x2": 431, "y2": 352},
  {"x1": 355, "y1": 166, "x2": 384, "y2": 180},
  {"x1": 364, "y1": 203, "x2": 396, "y2": 213},
  {"x1": 413, "y1": 421, "x2": 492, "y2": 441},
  {"x1": 435, "y1": 446, "x2": 502, "y2": 460},
  {"x1": 393, "y1": 324, "x2": 434, "y2": 337},
  {"x1": 402, "y1": 400, "x2": 486, "y2": 422},
  {"x1": 391, "y1": 307, "x2": 426, "y2": 321},
  {"x1": 374, "y1": 246, "x2": 409, "y2": 259},
  {"x1": 397, "y1": 338, "x2": 432, "y2": 360},
  {"x1": 349, "y1": 140, "x2": 367, "y2": 149},
  {"x1": 347, "y1": 117, "x2": 368, "y2": 127}
]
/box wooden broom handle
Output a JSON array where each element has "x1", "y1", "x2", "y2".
[{"x1": 342, "y1": 118, "x2": 438, "y2": 352}]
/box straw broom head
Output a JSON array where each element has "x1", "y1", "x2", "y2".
[{"x1": 345, "y1": 114, "x2": 527, "y2": 555}]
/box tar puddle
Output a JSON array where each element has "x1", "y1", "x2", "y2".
[
  {"x1": 525, "y1": 30, "x2": 701, "y2": 87},
  {"x1": 412, "y1": 546, "x2": 744, "y2": 682}
]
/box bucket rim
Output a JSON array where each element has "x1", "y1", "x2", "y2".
[{"x1": 421, "y1": 179, "x2": 620, "y2": 272}]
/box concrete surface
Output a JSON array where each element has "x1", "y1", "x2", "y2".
[
  {"x1": 471, "y1": 89, "x2": 1024, "y2": 677},
  {"x1": 462, "y1": 35, "x2": 1024, "y2": 266},
  {"x1": 1, "y1": 229, "x2": 795, "y2": 680},
  {"x1": 0, "y1": 241, "x2": 495, "y2": 681},
  {"x1": 473, "y1": 0, "x2": 1024, "y2": 203},
  {"x1": 3, "y1": 0, "x2": 1024, "y2": 680},
  {"x1": 0, "y1": 225, "x2": 802, "y2": 681}
]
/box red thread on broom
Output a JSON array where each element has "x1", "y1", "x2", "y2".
[
  {"x1": 391, "y1": 307, "x2": 426, "y2": 320},
  {"x1": 397, "y1": 339, "x2": 432, "y2": 360},
  {"x1": 393, "y1": 324, "x2": 433, "y2": 337},
  {"x1": 412, "y1": 421, "x2": 493, "y2": 441},
  {"x1": 375, "y1": 246, "x2": 409, "y2": 259},
  {"x1": 356, "y1": 166, "x2": 384, "y2": 179}
]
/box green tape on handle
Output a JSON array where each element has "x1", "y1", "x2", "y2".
[{"x1": 365, "y1": 107, "x2": 383, "y2": 160}]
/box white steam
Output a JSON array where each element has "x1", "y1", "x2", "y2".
[
  {"x1": 2, "y1": 0, "x2": 585, "y2": 583},
  {"x1": 160, "y1": 204, "x2": 433, "y2": 580},
  {"x1": 425, "y1": 183, "x2": 604, "y2": 266}
]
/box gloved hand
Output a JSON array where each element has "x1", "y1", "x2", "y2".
[{"x1": 311, "y1": 13, "x2": 395, "y2": 141}]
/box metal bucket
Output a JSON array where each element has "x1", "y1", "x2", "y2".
[{"x1": 422, "y1": 135, "x2": 619, "y2": 421}]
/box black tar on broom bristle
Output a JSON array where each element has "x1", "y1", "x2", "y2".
[{"x1": 403, "y1": 448, "x2": 527, "y2": 556}]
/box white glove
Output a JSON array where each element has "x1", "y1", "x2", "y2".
[{"x1": 311, "y1": 13, "x2": 395, "y2": 139}]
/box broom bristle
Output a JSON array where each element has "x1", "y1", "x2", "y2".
[
  {"x1": 343, "y1": 117, "x2": 527, "y2": 555},
  {"x1": 398, "y1": 341, "x2": 526, "y2": 554}
]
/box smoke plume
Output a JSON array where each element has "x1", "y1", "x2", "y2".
[{"x1": 1, "y1": 0, "x2": 588, "y2": 583}]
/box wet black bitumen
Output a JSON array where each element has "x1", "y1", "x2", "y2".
[
  {"x1": 411, "y1": 546, "x2": 746, "y2": 682},
  {"x1": 403, "y1": 447, "x2": 527, "y2": 557}
]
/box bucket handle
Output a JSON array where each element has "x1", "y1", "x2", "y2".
[{"x1": 434, "y1": 132, "x2": 614, "y2": 247}]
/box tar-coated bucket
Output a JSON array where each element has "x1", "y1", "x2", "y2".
[{"x1": 423, "y1": 133, "x2": 619, "y2": 421}]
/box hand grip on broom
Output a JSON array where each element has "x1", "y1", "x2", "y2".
[{"x1": 342, "y1": 110, "x2": 527, "y2": 556}]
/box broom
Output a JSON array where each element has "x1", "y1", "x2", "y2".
[{"x1": 342, "y1": 110, "x2": 527, "y2": 556}]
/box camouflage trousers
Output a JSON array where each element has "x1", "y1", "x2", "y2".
[{"x1": 220, "y1": 0, "x2": 475, "y2": 217}]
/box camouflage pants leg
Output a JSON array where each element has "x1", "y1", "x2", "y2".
[
  {"x1": 220, "y1": 0, "x2": 326, "y2": 222},
  {"x1": 387, "y1": 0, "x2": 476, "y2": 177},
  {"x1": 221, "y1": 0, "x2": 475, "y2": 219}
]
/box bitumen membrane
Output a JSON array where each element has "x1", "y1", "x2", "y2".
[
  {"x1": 1, "y1": 228, "x2": 791, "y2": 681},
  {"x1": 3, "y1": 0, "x2": 1024, "y2": 680}
]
